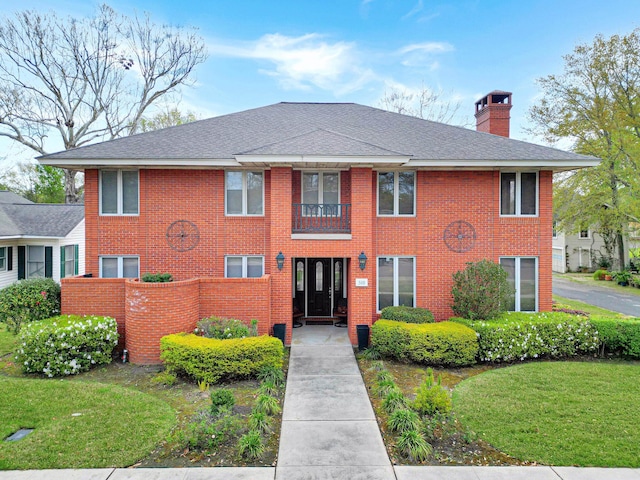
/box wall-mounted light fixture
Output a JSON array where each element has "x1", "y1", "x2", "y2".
[
  {"x1": 358, "y1": 251, "x2": 367, "y2": 270},
  {"x1": 276, "y1": 251, "x2": 285, "y2": 270}
]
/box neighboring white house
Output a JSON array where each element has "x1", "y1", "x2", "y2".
[
  {"x1": 552, "y1": 222, "x2": 629, "y2": 273},
  {"x1": 0, "y1": 191, "x2": 85, "y2": 289}
]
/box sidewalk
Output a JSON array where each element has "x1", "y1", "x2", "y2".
[{"x1": 2, "y1": 324, "x2": 640, "y2": 479}]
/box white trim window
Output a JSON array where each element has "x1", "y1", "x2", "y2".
[
  {"x1": 0, "y1": 247, "x2": 5, "y2": 271},
  {"x1": 378, "y1": 171, "x2": 415, "y2": 216},
  {"x1": 499, "y1": 257, "x2": 537, "y2": 312},
  {"x1": 578, "y1": 229, "x2": 590, "y2": 239},
  {"x1": 552, "y1": 221, "x2": 558, "y2": 239},
  {"x1": 100, "y1": 256, "x2": 139, "y2": 278},
  {"x1": 27, "y1": 246, "x2": 45, "y2": 278},
  {"x1": 100, "y1": 170, "x2": 139, "y2": 215},
  {"x1": 500, "y1": 172, "x2": 538, "y2": 216},
  {"x1": 225, "y1": 171, "x2": 264, "y2": 215},
  {"x1": 225, "y1": 256, "x2": 264, "y2": 278},
  {"x1": 377, "y1": 256, "x2": 415, "y2": 310}
]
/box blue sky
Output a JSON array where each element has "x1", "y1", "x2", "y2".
[{"x1": 4, "y1": 0, "x2": 640, "y2": 164}]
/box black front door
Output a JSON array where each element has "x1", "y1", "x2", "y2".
[{"x1": 307, "y1": 258, "x2": 331, "y2": 316}]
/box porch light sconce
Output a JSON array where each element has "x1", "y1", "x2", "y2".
[
  {"x1": 276, "y1": 251, "x2": 285, "y2": 271},
  {"x1": 358, "y1": 251, "x2": 367, "y2": 270}
]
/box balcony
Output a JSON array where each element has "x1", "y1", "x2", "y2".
[{"x1": 292, "y1": 203, "x2": 351, "y2": 233}]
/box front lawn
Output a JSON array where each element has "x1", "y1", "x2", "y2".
[
  {"x1": 453, "y1": 361, "x2": 640, "y2": 467},
  {"x1": 0, "y1": 377, "x2": 176, "y2": 469},
  {"x1": 0, "y1": 323, "x2": 16, "y2": 356}
]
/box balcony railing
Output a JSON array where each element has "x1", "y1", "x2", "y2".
[{"x1": 292, "y1": 203, "x2": 351, "y2": 233}]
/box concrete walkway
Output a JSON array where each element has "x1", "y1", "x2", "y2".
[
  {"x1": 276, "y1": 324, "x2": 394, "y2": 479},
  {"x1": 2, "y1": 324, "x2": 640, "y2": 479}
]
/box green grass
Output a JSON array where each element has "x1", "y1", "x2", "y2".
[
  {"x1": 0, "y1": 323, "x2": 17, "y2": 356},
  {"x1": 453, "y1": 361, "x2": 640, "y2": 467},
  {"x1": 0, "y1": 377, "x2": 176, "y2": 469},
  {"x1": 553, "y1": 295, "x2": 630, "y2": 318}
]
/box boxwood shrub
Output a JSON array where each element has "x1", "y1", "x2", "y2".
[
  {"x1": 371, "y1": 319, "x2": 478, "y2": 366},
  {"x1": 590, "y1": 316, "x2": 640, "y2": 359},
  {"x1": 453, "y1": 312, "x2": 599, "y2": 363},
  {"x1": 15, "y1": 315, "x2": 118, "y2": 377},
  {"x1": 0, "y1": 278, "x2": 61, "y2": 333},
  {"x1": 380, "y1": 306, "x2": 434, "y2": 324},
  {"x1": 160, "y1": 333, "x2": 284, "y2": 384}
]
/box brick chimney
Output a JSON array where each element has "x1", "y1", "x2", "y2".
[{"x1": 475, "y1": 91, "x2": 512, "y2": 137}]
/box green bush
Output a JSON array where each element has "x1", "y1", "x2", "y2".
[
  {"x1": 371, "y1": 319, "x2": 478, "y2": 366},
  {"x1": 451, "y1": 259, "x2": 514, "y2": 320},
  {"x1": 0, "y1": 278, "x2": 61, "y2": 333},
  {"x1": 210, "y1": 388, "x2": 235, "y2": 416},
  {"x1": 15, "y1": 315, "x2": 118, "y2": 376},
  {"x1": 160, "y1": 333, "x2": 284, "y2": 384},
  {"x1": 412, "y1": 368, "x2": 452, "y2": 416},
  {"x1": 593, "y1": 269, "x2": 607, "y2": 280},
  {"x1": 590, "y1": 316, "x2": 640, "y2": 358},
  {"x1": 453, "y1": 312, "x2": 599, "y2": 363},
  {"x1": 380, "y1": 305, "x2": 434, "y2": 324},
  {"x1": 196, "y1": 316, "x2": 258, "y2": 339},
  {"x1": 141, "y1": 272, "x2": 173, "y2": 283}
]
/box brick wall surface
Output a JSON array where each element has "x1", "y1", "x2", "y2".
[{"x1": 76, "y1": 165, "x2": 553, "y2": 356}]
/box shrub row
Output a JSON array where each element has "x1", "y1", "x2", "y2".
[
  {"x1": 590, "y1": 316, "x2": 640, "y2": 358},
  {"x1": 160, "y1": 334, "x2": 284, "y2": 384},
  {"x1": 0, "y1": 278, "x2": 61, "y2": 333},
  {"x1": 15, "y1": 315, "x2": 118, "y2": 377},
  {"x1": 380, "y1": 306, "x2": 434, "y2": 324},
  {"x1": 371, "y1": 319, "x2": 478, "y2": 366},
  {"x1": 453, "y1": 312, "x2": 599, "y2": 362}
]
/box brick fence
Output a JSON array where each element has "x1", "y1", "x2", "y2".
[{"x1": 61, "y1": 275, "x2": 272, "y2": 364}]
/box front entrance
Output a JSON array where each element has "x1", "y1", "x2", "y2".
[{"x1": 294, "y1": 258, "x2": 346, "y2": 318}]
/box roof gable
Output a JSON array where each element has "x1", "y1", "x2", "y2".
[{"x1": 0, "y1": 204, "x2": 84, "y2": 238}]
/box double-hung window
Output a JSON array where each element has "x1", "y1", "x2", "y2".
[
  {"x1": 378, "y1": 171, "x2": 415, "y2": 216},
  {"x1": 500, "y1": 172, "x2": 537, "y2": 216},
  {"x1": 225, "y1": 256, "x2": 264, "y2": 278},
  {"x1": 499, "y1": 257, "x2": 537, "y2": 312},
  {"x1": 27, "y1": 246, "x2": 45, "y2": 278},
  {"x1": 60, "y1": 244, "x2": 78, "y2": 278},
  {"x1": 0, "y1": 247, "x2": 5, "y2": 271},
  {"x1": 100, "y1": 170, "x2": 139, "y2": 215},
  {"x1": 377, "y1": 257, "x2": 415, "y2": 310},
  {"x1": 302, "y1": 172, "x2": 339, "y2": 215},
  {"x1": 100, "y1": 256, "x2": 139, "y2": 278},
  {"x1": 225, "y1": 171, "x2": 264, "y2": 215}
]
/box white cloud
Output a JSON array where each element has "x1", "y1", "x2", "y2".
[
  {"x1": 397, "y1": 42, "x2": 455, "y2": 69},
  {"x1": 402, "y1": 0, "x2": 424, "y2": 20},
  {"x1": 398, "y1": 42, "x2": 454, "y2": 55},
  {"x1": 209, "y1": 33, "x2": 377, "y2": 95}
]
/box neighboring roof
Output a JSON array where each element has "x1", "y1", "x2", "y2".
[
  {"x1": 39, "y1": 102, "x2": 599, "y2": 171},
  {"x1": 0, "y1": 202, "x2": 84, "y2": 238},
  {"x1": 0, "y1": 190, "x2": 34, "y2": 204}
]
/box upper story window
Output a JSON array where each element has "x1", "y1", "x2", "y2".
[
  {"x1": 500, "y1": 172, "x2": 537, "y2": 216},
  {"x1": 378, "y1": 171, "x2": 415, "y2": 216},
  {"x1": 579, "y1": 229, "x2": 590, "y2": 239},
  {"x1": 100, "y1": 170, "x2": 139, "y2": 215},
  {"x1": 552, "y1": 221, "x2": 558, "y2": 239},
  {"x1": 225, "y1": 171, "x2": 264, "y2": 216},
  {"x1": 225, "y1": 256, "x2": 264, "y2": 278},
  {"x1": 100, "y1": 256, "x2": 139, "y2": 278}
]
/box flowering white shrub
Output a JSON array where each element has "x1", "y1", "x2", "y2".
[
  {"x1": 453, "y1": 312, "x2": 599, "y2": 363},
  {"x1": 15, "y1": 315, "x2": 118, "y2": 377}
]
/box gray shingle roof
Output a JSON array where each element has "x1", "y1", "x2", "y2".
[
  {"x1": 39, "y1": 102, "x2": 597, "y2": 165},
  {"x1": 0, "y1": 191, "x2": 34, "y2": 204},
  {"x1": 0, "y1": 203, "x2": 84, "y2": 238}
]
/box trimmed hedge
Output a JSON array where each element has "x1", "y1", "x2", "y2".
[
  {"x1": 453, "y1": 312, "x2": 599, "y2": 363},
  {"x1": 371, "y1": 319, "x2": 478, "y2": 366},
  {"x1": 160, "y1": 333, "x2": 284, "y2": 384},
  {"x1": 380, "y1": 306, "x2": 434, "y2": 324},
  {"x1": 15, "y1": 315, "x2": 118, "y2": 377},
  {"x1": 0, "y1": 278, "x2": 61, "y2": 333},
  {"x1": 590, "y1": 316, "x2": 640, "y2": 359}
]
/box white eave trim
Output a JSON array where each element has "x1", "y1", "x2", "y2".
[
  {"x1": 406, "y1": 159, "x2": 601, "y2": 170},
  {"x1": 0, "y1": 234, "x2": 67, "y2": 240},
  {"x1": 234, "y1": 154, "x2": 411, "y2": 165}
]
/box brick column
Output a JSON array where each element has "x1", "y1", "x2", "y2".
[
  {"x1": 269, "y1": 167, "x2": 293, "y2": 344},
  {"x1": 348, "y1": 167, "x2": 375, "y2": 344}
]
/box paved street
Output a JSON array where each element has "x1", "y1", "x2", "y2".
[{"x1": 553, "y1": 275, "x2": 640, "y2": 316}]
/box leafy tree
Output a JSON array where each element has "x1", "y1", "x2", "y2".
[
  {"x1": 0, "y1": 162, "x2": 66, "y2": 203},
  {"x1": 378, "y1": 84, "x2": 467, "y2": 125},
  {"x1": 529, "y1": 29, "x2": 640, "y2": 268},
  {"x1": 0, "y1": 5, "x2": 207, "y2": 203},
  {"x1": 139, "y1": 107, "x2": 198, "y2": 132}
]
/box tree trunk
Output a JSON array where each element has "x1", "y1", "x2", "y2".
[
  {"x1": 64, "y1": 170, "x2": 79, "y2": 204},
  {"x1": 617, "y1": 232, "x2": 626, "y2": 269}
]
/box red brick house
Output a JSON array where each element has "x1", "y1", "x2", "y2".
[{"x1": 39, "y1": 92, "x2": 598, "y2": 363}]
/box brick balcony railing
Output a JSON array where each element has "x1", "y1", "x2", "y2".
[{"x1": 292, "y1": 203, "x2": 351, "y2": 233}]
